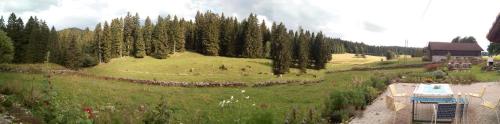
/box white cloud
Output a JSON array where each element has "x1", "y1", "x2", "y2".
[{"x1": 0, "y1": 0, "x2": 499, "y2": 49}]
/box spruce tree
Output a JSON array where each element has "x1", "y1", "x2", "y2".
[
  {"x1": 110, "y1": 18, "x2": 123, "y2": 58},
  {"x1": 271, "y1": 23, "x2": 292, "y2": 75},
  {"x1": 312, "y1": 32, "x2": 329, "y2": 69},
  {"x1": 101, "y1": 21, "x2": 112, "y2": 63},
  {"x1": 0, "y1": 30, "x2": 14, "y2": 63},
  {"x1": 198, "y1": 11, "x2": 220, "y2": 56},
  {"x1": 143, "y1": 16, "x2": 153, "y2": 55},
  {"x1": 65, "y1": 35, "x2": 82, "y2": 69},
  {"x1": 297, "y1": 28, "x2": 309, "y2": 73},
  {"x1": 151, "y1": 16, "x2": 168, "y2": 59},
  {"x1": 0, "y1": 16, "x2": 5, "y2": 31},
  {"x1": 6, "y1": 13, "x2": 24, "y2": 63},
  {"x1": 123, "y1": 12, "x2": 134, "y2": 56},
  {"x1": 132, "y1": 13, "x2": 145, "y2": 58},
  {"x1": 241, "y1": 14, "x2": 263, "y2": 58},
  {"x1": 48, "y1": 26, "x2": 59, "y2": 64},
  {"x1": 93, "y1": 23, "x2": 103, "y2": 63}
]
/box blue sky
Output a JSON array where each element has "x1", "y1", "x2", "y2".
[{"x1": 1, "y1": 0, "x2": 499, "y2": 49}]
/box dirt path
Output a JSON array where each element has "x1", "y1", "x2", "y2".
[{"x1": 350, "y1": 82, "x2": 500, "y2": 124}]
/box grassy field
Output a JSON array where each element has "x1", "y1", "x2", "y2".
[
  {"x1": 0, "y1": 53, "x2": 499, "y2": 123},
  {"x1": 328, "y1": 53, "x2": 385, "y2": 71},
  {"x1": 82, "y1": 52, "x2": 323, "y2": 84}
]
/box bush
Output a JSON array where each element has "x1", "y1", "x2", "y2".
[
  {"x1": 424, "y1": 63, "x2": 440, "y2": 72},
  {"x1": 80, "y1": 55, "x2": 98, "y2": 67},
  {"x1": 385, "y1": 50, "x2": 397, "y2": 60},
  {"x1": 430, "y1": 70, "x2": 447, "y2": 79},
  {"x1": 323, "y1": 88, "x2": 365, "y2": 123},
  {"x1": 248, "y1": 109, "x2": 274, "y2": 124},
  {"x1": 143, "y1": 98, "x2": 173, "y2": 124}
]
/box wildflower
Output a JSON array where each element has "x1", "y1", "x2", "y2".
[
  {"x1": 241, "y1": 90, "x2": 246, "y2": 93},
  {"x1": 230, "y1": 96, "x2": 234, "y2": 100},
  {"x1": 245, "y1": 96, "x2": 250, "y2": 99},
  {"x1": 236, "y1": 100, "x2": 239, "y2": 103},
  {"x1": 252, "y1": 104, "x2": 256, "y2": 106}
]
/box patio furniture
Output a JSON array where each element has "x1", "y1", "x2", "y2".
[
  {"x1": 411, "y1": 84, "x2": 468, "y2": 123},
  {"x1": 481, "y1": 99, "x2": 500, "y2": 124},
  {"x1": 389, "y1": 84, "x2": 407, "y2": 97},
  {"x1": 385, "y1": 95, "x2": 407, "y2": 124},
  {"x1": 466, "y1": 86, "x2": 486, "y2": 100}
]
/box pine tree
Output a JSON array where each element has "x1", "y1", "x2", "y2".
[
  {"x1": 64, "y1": 35, "x2": 82, "y2": 69},
  {"x1": 48, "y1": 26, "x2": 59, "y2": 64},
  {"x1": 312, "y1": 32, "x2": 329, "y2": 69},
  {"x1": 198, "y1": 11, "x2": 220, "y2": 56},
  {"x1": 0, "y1": 30, "x2": 14, "y2": 63},
  {"x1": 0, "y1": 16, "x2": 5, "y2": 31},
  {"x1": 132, "y1": 13, "x2": 145, "y2": 58},
  {"x1": 143, "y1": 16, "x2": 153, "y2": 55},
  {"x1": 93, "y1": 23, "x2": 103, "y2": 63},
  {"x1": 123, "y1": 12, "x2": 134, "y2": 56},
  {"x1": 261, "y1": 20, "x2": 271, "y2": 58},
  {"x1": 297, "y1": 28, "x2": 309, "y2": 73},
  {"x1": 101, "y1": 21, "x2": 112, "y2": 63},
  {"x1": 32, "y1": 20, "x2": 50, "y2": 63},
  {"x1": 171, "y1": 16, "x2": 185, "y2": 53},
  {"x1": 110, "y1": 18, "x2": 123, "y2": 58},
  {"x1": 241, "y1": 14, "x2": 263, "y2": 58},
  {"x1": 6, "y1": 13, "x2": 24, "y2": 63},
  {"x1": 23, "y1": 16, "x2": 41, "y2": 63},
  {"x1": 151, "y1": 16, "x2": 168, "y2": 59},
  {"x1": 271, "y1": 23, "x2": 292, "y2": 75}
]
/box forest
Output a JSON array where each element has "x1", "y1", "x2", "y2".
[{"x1": 0, "y1": 11, "x2": 422, "y2": 74}]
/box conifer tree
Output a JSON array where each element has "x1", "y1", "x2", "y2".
[
  {"x1": 123, "y1": 12, "x2": 134, "y2": 56},
  {"x1": 0, "y1": 30, "x2": 14, "y2": 63},
  {"x1": 101, "y1": 21, "x2": 112, "y2": 63},
  {"x1": 48, "y1": 26, "x2": 59, "y2": 64},
  {"x1": 93, "y1": 23, "x2": 103, "y2": 63},
  {"x1": 297, "y1": 28, "x2": 309, "y2": 73},
  {"x1": 132, "y1": 13, "x2": 145, "y2": 58},
  {"x1": 143, "y1": 16, "x2": 153, "y2": 55},
  {"x1": 151, "y1": 16, "x2": 168, "y2": 59},
  {"x1": 64, "y1": 35, "x2": 82, "y2": 69},
  {"x1": 110, "y1": 18, "x2": 123, "y2": 58},
  {"x1": 0, "y1": 16, "x2": 5, "y2": 31},
  {"x1": 241, "y1": 14, "x2": 263, "y2": 58},
  {"x1": 271, "y1": 23, "x2": 292, "y2": 75}
]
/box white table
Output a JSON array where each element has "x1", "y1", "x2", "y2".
[{"x1": 411, "y1": 84, "x2": 467, "y2": 123}]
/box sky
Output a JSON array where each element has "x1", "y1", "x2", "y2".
[{"x1": 0, "y1": 0, "x2": 499, "y2": 49}]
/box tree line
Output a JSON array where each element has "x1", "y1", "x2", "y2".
[{"x1": 0, "y1": 11, "x2": 422, "y2": 75}]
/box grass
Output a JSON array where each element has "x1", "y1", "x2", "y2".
[
  {"x1": 1, "y1": 52, "x2": 499, "y2": 123},
  {"x1": 82, "y1": 52, "x2": 323, "y2": 84},
  {"x1": 0, "y1": 67, "x2": 421, "y2": 123}
]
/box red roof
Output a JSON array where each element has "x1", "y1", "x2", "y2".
[
  {"x1": 428, "y1": 42, "x2": 483, "y2": 51},
  {"x1": 487, "y1": 13, "x2": 500, "y2": 43}
]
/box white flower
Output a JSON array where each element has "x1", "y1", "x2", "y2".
[
  {"x1": 245, "y1": 96, "x2": 250, "y2": 99},
  {"x1": 252, "y1": 103, "x2": 256, "y2": 106},
  {"x1": 241, "y1": 90, "x2": 246, "y2": 93},
  {"x1": 236, "y1": 100, "x2": 239, "y2": 102},
  {"x1": 230, "y1": 96, "x2": 234, "y2": 100}
]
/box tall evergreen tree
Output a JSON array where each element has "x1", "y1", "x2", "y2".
[
  {"x1": 6, "y1": 13, "x2": 25, "y2": 63},
  {"x1": 297, "y1": 28, "x2": 309, "y2": 73},
  {"x1": 151, "y1": 16, "x2": 169, "y2": 59},
  {"x1": 93, "y1": 23, "x2": 103, "y2": 63},
  {"x1": 123, "y1": 12, "x2": 134, "y2": 56},
  {"x1": 101, "y1": 21, "x2": 112, "y2": 63},
  {"x1": 143, "y1": 16, "x2": 153, "y2": 55},
  {"x1": 132, "y1": 13, "x2": 145, "y2": 58},
  {"x1": 48, "y1": 26, "x2": 59, "y2": 64},
  {"x1": 271, "y1": 23, "x2": 292, "y2": 75},
  {"x1": 261, "y1": 20, "x2": 271, "y2": 58},
  {"x1": 110, "y1": 18, "x2": 123, "y2": 58},
  {"x1": 64, "y1": 35, "x2": 82, "y2": 69},
  {"x1": 0, "y1": 16, "x2": 5, "y2": 31},
  {"x1": 241, "y1": 14, "x2": 263, "y2": 58},
  {"x1": 197, "y1": 11, "x2": 220, "y2": 56},
  {"x1": 312, "y1": 32, "x2": 329, "y2": 69},
  {"x1": 32, "y1": 20, "x2": 50, "y2": 63},
  {"x1": 0, "y1": 30, "x2": 14, "y2": 63}
]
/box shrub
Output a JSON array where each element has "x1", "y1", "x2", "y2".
[
  {"x1": 248, "y1": 109, "x2": 274, "y2": 124},
  {"x1": 431, "y1": 70, "x2": 447, "y2": 79},
  {"x1": 385, "y1": 50, "x2": 397, "y2": 60},
  {"x1": 80, "y1": 55, "x2": 98, "y2": 67},
  {"x1": 323, "y1": 88, "x2": 365, "y2": 123},
  {"x1": 143, "y1": 98, "x2": 173, "y2": 124},
  {"x1": 424, "y1": 63, "x2": 440, "y2": 72}
]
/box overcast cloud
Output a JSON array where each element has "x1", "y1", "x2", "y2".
[{"x1": 0, "y1": 0, "x2": 499, "y2": 49}]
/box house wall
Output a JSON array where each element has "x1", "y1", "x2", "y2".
[{"x1": 430, "y1": 50, "x2": 481, "y2": 56}]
